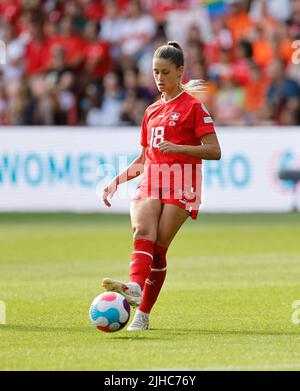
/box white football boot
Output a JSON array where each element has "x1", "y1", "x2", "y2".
[
  {"x1": 101, "y1": 277, "x2": 142, "y2": 307},
  {"x1": 127, "y1": 309, "x2": 149, "y2": 331}
]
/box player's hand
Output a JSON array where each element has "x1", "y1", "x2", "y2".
[
  {"x1": 102, "y1": 181, "x2": 118, "y2": 207},
  {"x1": 158, "y1": 141, "x2": 182, "y2": 154}
]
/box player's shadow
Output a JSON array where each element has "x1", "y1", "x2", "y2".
[
  {"x1": 0, "y1": 324, "x2": 164, "y2": 339},
  {"x1": 109, "y1": 334, "x2": 164, "y2": 340},
  {"x1": 3, "y1": 325, "x2": 298, "y2": 337},
  {"x1": 151, "y1": 328, "x2": 300, "y2": 336},
  {"x1": 0, "y1": 324, "x2": 93, "y2": 333}
]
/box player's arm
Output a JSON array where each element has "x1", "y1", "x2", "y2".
[
  {"x1": 179, "y1": 133, "x2": 221, "y2": 160},
  {"x1": 158, "y1": 133, "x2": 221, "y2": 160},
  {"x1": 102, "y1": 147, "x2": 146, "y2": 207}
]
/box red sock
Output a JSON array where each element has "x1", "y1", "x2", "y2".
[
  {"x1": 139, "y1": 244, "x2": 167, "y2": 314},
  {"x1": 130, "y1": 239, "x2": 154, "y2": 289}
]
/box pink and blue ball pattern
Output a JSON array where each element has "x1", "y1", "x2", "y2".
[{"x1": 89, "y1": 292, "x2": 131, "y2": 332}]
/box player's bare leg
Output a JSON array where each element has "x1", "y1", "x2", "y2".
[
  {"x1": 129, "y1": 198, "x2": 162, "y2": 242},
  {"x1": 127, "y1": 203, "x2": 189, "y2": 331},
  {"x1": 155, "y1": 203, "x2": 190, "y2": 248},
  {"x1": 102, "y1": 199, "x2": 162, "y2": 308}
]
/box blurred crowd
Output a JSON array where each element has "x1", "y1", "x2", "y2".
[{"x1": 0, "y1": 0, "x2": 300, "y2": 127}]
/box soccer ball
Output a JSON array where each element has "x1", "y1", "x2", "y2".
[{"x1": 89, "y1": 292, "x2": 131, "y2": 332}]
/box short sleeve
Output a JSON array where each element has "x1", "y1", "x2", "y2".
[
  {"x1": 140, "y1": 112, "x2": 148, "y2": 147},
  {"x1": 194, "y1": 102, "x2": 216, "y2": 139}
]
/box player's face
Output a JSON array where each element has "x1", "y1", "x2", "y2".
[{"x1": 152, "y1": 58, "x2": 183, "y2": 94}]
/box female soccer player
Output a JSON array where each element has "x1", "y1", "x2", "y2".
[{"x1": 101, "y1": 41, "x2": 221, "y2": 331}]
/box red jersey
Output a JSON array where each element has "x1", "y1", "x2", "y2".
[
  {"x1": 84, "y1": 41, "x2": 112, "y2": 77},
  {"x1": 25, "y1": 38, "x2": 51, "y2": 76},
  {"x1": 46, "y1": 35, "x2": 86, "y2": 68},
  {"x1": 140, "y1": 91, "x2": 215, "y2": 166},
  {"x1": 135, "y1": 91, "x2": 215, "y2": 219},
  {"x1": 0, "y1": 0, "x2": 20, "y2": 24}
]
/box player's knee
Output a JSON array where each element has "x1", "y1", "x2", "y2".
[{"x1": 132, "y1": 224, "x2": 156, "y2": 242}]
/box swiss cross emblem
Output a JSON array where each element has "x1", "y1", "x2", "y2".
[{"x1": 170, "y1": 112, "x2": 180, "y2": 121}]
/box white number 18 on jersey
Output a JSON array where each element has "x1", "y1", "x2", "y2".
[{"x1": 150, "y1": 126, "x2": 165, "y2": 149}]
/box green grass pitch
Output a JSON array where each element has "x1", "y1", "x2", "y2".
[{"x1": 0, "y1": 212, "x2": 300, "y2": 371}]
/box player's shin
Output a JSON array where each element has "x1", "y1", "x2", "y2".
[
  {"x1": 139, "y1": 243, "x2": 168, "y2": 314},
  {"x1": 129, "y1": 239, "x2": 154, "y2": 290}
]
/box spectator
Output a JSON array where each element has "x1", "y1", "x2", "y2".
[
  {"x1": 46, "y1": 45, "x2": 72, "y2": 77},
  {"x1": 250, "y1": 25, "x2": 274, "y2": 69},
  {"x1": 83, "y1": 20, "x2": 112, "y2": 80},
  {"x1": 250, "y1": 0, "x2": 292, "y2": 23},
  {"x1": 6, "y1": 79, "x2": 33, "y2": 125},
  {"x1": 80, "y1": 0, "x2": 105, "y2": 21},
  {"x1": 288, "y1": 0, "x2": 300, "y2": 39},
  {"x1": 120, "y1": 66, "x2": 153, "y2": 125},
  {"x1": 232, "y1": 39, "x2": 253, "y2": 86},
  {"x1": 248, "y1": 0, "x2": 278, "y2": 38},
  {"x1": 225, "y1": 0, "x2": 254, "y2": 42},
  {"x1": 207, "y1": 48, "x2": 233, "y2": 82},
  {"x1": 120, "y1": 89, "x2": 145, "y2": 125},
  {"x1": 55, "y1": 71, "x2": 78, "y2": 125},
  {"x1": 184, "y1": 41, "x2": 205, "y2": 81},
  {"x1": 0, "y1": 0, "x2": 21, "y2": 25},
  {"x1": 25, "y1": 19, "x2": 50, "y2": 76},
  {"x1": 79, "y1": 83, "x2": 102, "y2": 124},
  {"x1": 86, "y1": 71, "x2": 124, "y2": 126},
  {"x1": 0, "y1": 24, "x2": 25, "y2": 83},
  {"x1": 203, "y1": 17, "x2": 233, "y2": 66},
  {"x1": 211, "y1": 16, "x2": 233, "y2": 50},
  {"x1": 119, "y1": 0, "x2": 157, "y2": 69},
  {"x1": 142, "y1": 0, "x2": 191, "y2": 24},
  {"x1": 266, "y1": 59, "x2": 300, "y2": 125},
  {"x1": 213, "y1": 71, "x2": 246, "y2": 125},
  {"x1": 49, "y1": 16, "x2": 86, "y2": 70},
  {"x1": 99, "y1": 0, "x2": 127, "y2": 61},
  {"x1": 273, "y1": 22, "x2": 295, "y2": 65},
  {"x1": 122, "y1": 66, "x2": 153, "y2": 102},
  {"x1": 28, "y1": 75, "x2": 57, "y2": 125},
  {"x1": 165, "y1": 1, "x2": 213, "y2": 46},
  {"x1": 244, "y1": 63, "x2": 269, "y2": 124}
]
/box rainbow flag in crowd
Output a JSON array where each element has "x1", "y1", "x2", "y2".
[{"x1": 202, "y1": 0, "x2": 227, "y2": 18}]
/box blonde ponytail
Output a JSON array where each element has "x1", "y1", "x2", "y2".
[{"x1": 180, "y1": 79, "x2": 207, "y2": 98}]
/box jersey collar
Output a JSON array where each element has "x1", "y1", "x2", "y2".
[{"x1": 161, "y1": 90, "x2": 185, "y2": 104}]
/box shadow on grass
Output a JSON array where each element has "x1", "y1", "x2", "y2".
[
  {"x1": 151, "y1": 328, "x2": 300, "y2": 336},
  {"x1": 2, "y1": 324, "x2": 298, "y2": 337},
  {"x1": 0, "y1": 324, "x2": 164, "y2": 339},
  {"x1": 110, "y1": 336, "x2": 163, "y2": 340},
  {"x1": 0, "y1": 324, "x2": 93, "y2": 333},
  {"x1": 95, "y1": 327, "x2": 300, "y2": 340}
]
